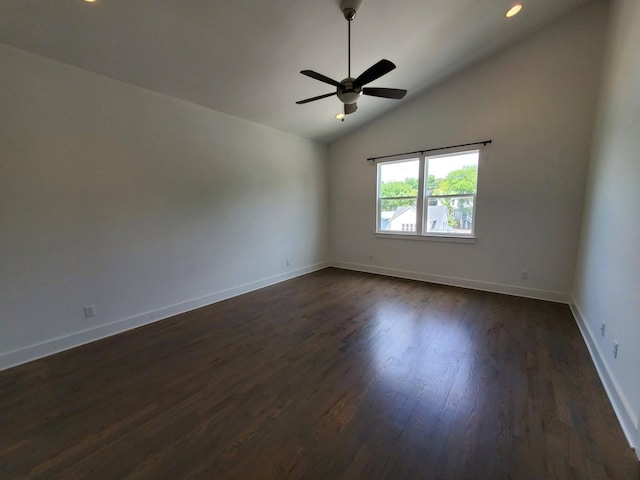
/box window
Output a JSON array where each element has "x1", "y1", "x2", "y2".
[
  {"x1": 401, "y1": 223, "x2": 415, "y2": 231},
  {"x1": 376, "y1": 149, "x2": 480, "y2": 238}
]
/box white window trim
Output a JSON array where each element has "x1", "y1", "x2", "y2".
[
  {"x1": 375, "y1": 147, "x2": 482, "y2": 242},
  {"x1": 374, "y1": 232, "x2": 477, "y2": 243}
]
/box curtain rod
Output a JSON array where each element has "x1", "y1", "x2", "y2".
[{"x1": 366, "y1": 139, "x2": 492, "y2": 162}]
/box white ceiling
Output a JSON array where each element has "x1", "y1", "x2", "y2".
[{"x1": 0, "y1": 0, "x2": 596, "y2": 143}]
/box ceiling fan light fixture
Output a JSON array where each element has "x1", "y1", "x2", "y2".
[
  {"x1": 336, "y1": 113, "x2": 346, "y2": 120},
  {"x1": 337, "y1": 90, "x2": 360, "y2": 105},
  {"x1": 505, "y1": 3, "x2": 523, "y2": 18}
]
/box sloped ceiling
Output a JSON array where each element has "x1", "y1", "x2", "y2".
[{"x1": 0, "y1": 0, "x2": 597, "y2": 143}]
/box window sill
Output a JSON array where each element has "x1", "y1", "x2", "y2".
[{"x1": 374, "y1": 233, "x2": 477, "y2": 244}]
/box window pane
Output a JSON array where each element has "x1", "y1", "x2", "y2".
[
  {"x1": 380, "y1": 198, "x2": 417, "y2": 232},
  {"x1": 426, "y1": 196, "x2": 474, "y2": 234},
  {"x1": 379, "y1": 159, "x2": 419, "y2": 199},
  {"x1": 427, "y1": 151, "x2": 478, "y2": 195}
]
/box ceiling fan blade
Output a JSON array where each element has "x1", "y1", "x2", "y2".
[
  {"x1": 354, "y1": 59, "x2": 396, "y2": 88},
  {"x1": 362, "y1": 87, "x2": 407, "y2": 99},
  {"x1": 296, "y1": 92, "x2": 337, "y2": 104},
  {"x1": 344, "y1": 103, "x2": 358, "y2": 115},
  {"x1": 300, "y1": 70, "x2": 342, "y2": 88}
]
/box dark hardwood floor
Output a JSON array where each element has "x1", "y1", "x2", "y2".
[{"x1": 1, "y1": 268, "x2": 638, "y2": 479}]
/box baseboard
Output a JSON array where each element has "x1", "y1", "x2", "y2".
[
  {"x1": 569, "y1": 299, "x2": 639, "y2": 459},
  {"x1": 331, "y1": 261, "x2": 570, "y2": 303},
  {"x1": 0, "y1": 261, "x2": 330, "y2": 372}
]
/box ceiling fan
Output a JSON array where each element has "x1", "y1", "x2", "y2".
[{"x1": 296, "y1": 0, "x2": 407, "y2": 119}]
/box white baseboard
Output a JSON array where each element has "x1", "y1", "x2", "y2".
[
  {"x1": 331, "y1": 261, "x2": 570, "y2": 303},
  {"x1": 0, "y1": 261, "x2": 330, "y2": 372},
  {"x1": 569, "y1": 299, "x2": 639, "y2": 459}
]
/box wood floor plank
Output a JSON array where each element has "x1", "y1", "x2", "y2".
[{"x1": 1, "y1": 268, "x2": 637, "y2": 479}]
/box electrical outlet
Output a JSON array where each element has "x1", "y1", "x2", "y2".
[
  {"x1": 520, "y1": 271, "x2": 528, "y2": 280},
  {"x1": 368, "y1": 255, "x2": 374, "y2": 261},
  {"x1": 613, "y1": 342, "x2": 619, "y2": 359},
  {"x1": 600, "y1": 323, "x2": 606, "y2": 337},
  {"x1": 286, "y1": 259, "x2": 291, "y2": 267},
  {"x1": 83, "y1": 305, "x2": 96, "y2": 318}
]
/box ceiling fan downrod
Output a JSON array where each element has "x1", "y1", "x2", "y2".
[
  {"x1": 348, "y1": 17, "x2": 351, "y2": 79},
  {"x1": 342, "y1": 0, "x2": 362, "y2": 79}
]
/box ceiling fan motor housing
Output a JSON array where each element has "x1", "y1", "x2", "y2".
[{"x1": 337, "y1": 78, "x2": 361, "y2": 104}]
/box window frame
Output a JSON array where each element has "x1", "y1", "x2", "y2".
[{"x1": 375, "y1": 147, "x2": 481, "y2": 240}]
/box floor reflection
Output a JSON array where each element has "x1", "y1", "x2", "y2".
[{"x1": 361, "y1": 296, "x2": 484, "y2": 432}]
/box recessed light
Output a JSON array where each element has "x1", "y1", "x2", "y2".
[
  {"x1": 84, "y1": 0, "x2": 96, "y2": 3},
  {"x1": 505, "y1": 3, "x2": 523, "y2": 18}
]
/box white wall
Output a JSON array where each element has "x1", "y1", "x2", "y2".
[
  {"x1": 329, "y1": 2, "x2": 609, "y2": 301},
  {"x1": 572, "y1": 0, "x2": 640, "y2": 454},
  {"x1": 0, "y1": 44, "x2": 329, "y2": 369}
]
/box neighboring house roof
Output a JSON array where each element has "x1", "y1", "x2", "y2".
[
  {"x1": 427, "y1": 205, "x2": 449, "y2": 226},
  {"x1": 383, "y1": 205, "x2": 452, "y2": 232},
  {"x1": 389, "y1": 205, "x2": 416, "y2": 222}
]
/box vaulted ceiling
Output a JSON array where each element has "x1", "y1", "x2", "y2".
[{"x1": 0, "y1": 0, "x2": 596, "y2": 143}]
